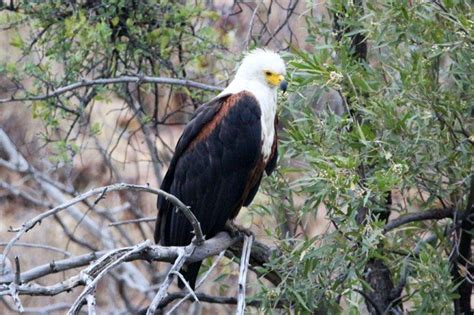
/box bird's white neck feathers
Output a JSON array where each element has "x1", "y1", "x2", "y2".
[{"x1": 219, "y1": 49, "x2": 286, "y2": 161}]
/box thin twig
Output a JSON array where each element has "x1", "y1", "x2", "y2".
[
  {"x1": 67, "y1": 241, "x2": 151, "y2": 314},
  {"x1": 13, "y1": 257, "x2": 20, "y2": 285},
  {"x1": 86, "y1": 290, "x2": 97, "y2": 315},
  {"x1": 165, "y1": 250, "x2": 226, "y2": 314},
  {"x1": 244, "y1": 0, "x2": 263, "y2": 50},
  {"x1": 0, "y1": 242, "x2": 72, "y2": 256},
  {"x1": 170, "y1": 271, "x2": 200, "y2": 303},
  {"x1": 236, "y1": 235, "x2": 253, "y2": 315},
  {"x1": 147, "y1": 245, "x2": 195, "y2": 315},
  {"x1": 108, "y1": 217, "x2": 155, "y2": 227},
  {"x1": 125, "y1": 85, "x2": 163, "y2": 182}
]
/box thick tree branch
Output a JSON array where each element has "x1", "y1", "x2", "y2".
[
  {"x1": 0, "y1": 232, "x2": 238, "y2": 286},
  {"x1": 384, "y1": 208, "x2": 454, "y2": 233},
  {"x1": 452, "y1": 175, "x2": 474, "y2": 314}
]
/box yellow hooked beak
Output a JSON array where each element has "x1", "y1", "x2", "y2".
[{"x1": 265, "y1": 71, "x2": 287, "y2": 92}]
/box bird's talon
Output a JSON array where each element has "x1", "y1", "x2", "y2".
[{"x1": 225, "y1": 221, "x2": 254, "y2": 238}]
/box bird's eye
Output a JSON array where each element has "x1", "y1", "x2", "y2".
[{"x1": 265, "y1": 71, "x2": 272, "y2": 76}]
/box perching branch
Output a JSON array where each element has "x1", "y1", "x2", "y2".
[
  {"x1": 0, "y1": 229, "x2": 286, "y2": 314},
  {"x1": 0, "y1": 232, "x2": 237, "y2": 286}
]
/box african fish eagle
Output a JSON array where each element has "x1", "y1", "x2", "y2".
[{"x1": 155, "y1": 49, "x2": 287, "y2": 289}]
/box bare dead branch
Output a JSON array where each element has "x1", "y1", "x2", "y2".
[
  {"x1": 68, "y1": 241, "x2": 152, "y2": 314},
  {"x1": 170, "y1": 271, "x2": 200, "y2": 304},
  {"x1": 108, "y1": 217, "x2": 155, "y2": 227},
  {"x1": 13, "y1": 257, "x2": 20, "y2": 286},
  {"x1": 0, "y1": 232, "x2": 238, "y2": 286},
  {"x1": 0, "y1": 231, "x2": 283, "y2": 312},
  {"x1": 147, "y1": 246, "x2": 194, "y2": 315},
  {"x1": 0, "y1": 242, "x2": 71, "y2": 257},
  {"x1": 0, "y1": 127, "x2": 116, "y2": 254},
  {"x1": 6, "y1": 284, "x2": 23, "y2": 313},
  {"x1": 125, "y1": 85, "x2": 163, "y2": 182},
  {"x1": 0, "y1": 129, "x2": 29, "y2": 172},
  {"x1": 1, "y1": 183, "x2": 204, "y2": 269},
  {"x1": 86, "y1": 292, "x2": 96, "y2": 315},
  {"x1": 2, "y1": 275, "x2": 82, "y2": 296},
  {"x1": 165, "y1": 250, "x2": 226, "y2": 313},
  {"x1": 0, "y1": 76, "x2": 223, "y2": 104},
  {"x1": 1, "y1": 300, "x2": 75, "y2": 314},
  {"x1": 236, "y1": 235, "x2": 253, "y2": 315},
  {"x1": 244, "y1": 0, "x2": 264, "y2": 50}
]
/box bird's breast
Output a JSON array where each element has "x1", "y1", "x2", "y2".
[
  {"x1": 257, "y1": 92, "x2": 277, "y2": 162},
  {"x1": 220, "y1": 81, "x2": 277, "y2": 161}
]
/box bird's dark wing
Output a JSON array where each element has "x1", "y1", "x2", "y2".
[
  {"x1": 155, "y1": 91, "x2": 263, "y2": 247},
  {"x1": 243, "y1": 117, "x2": 278, "y2": 207},
  {"x1": 155, "y1": 94, "x2": 228, "y2": 244}
]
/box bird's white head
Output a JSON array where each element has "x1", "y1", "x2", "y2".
[{"x1": 234, "y1": 49, "x2": 287, "y2": 92}]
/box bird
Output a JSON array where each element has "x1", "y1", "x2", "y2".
[{"x1": 155, "y1": 49, "x2": 287, "y2": 289}]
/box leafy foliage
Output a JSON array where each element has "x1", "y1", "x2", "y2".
[
  {"x1": 258, "y1": 0, "x2": 472, "y2": 313},
  {"x1": 1, "y1": 0, "x2": 223, "y2": 155}
]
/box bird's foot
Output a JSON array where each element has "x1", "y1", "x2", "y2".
[{"x1": 224, "y1": 221, "x2": 254, "y2": 239}]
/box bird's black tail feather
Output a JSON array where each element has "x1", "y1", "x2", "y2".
[{"x1": 178, "y1": 261, "x2": 202, "y2": 290}]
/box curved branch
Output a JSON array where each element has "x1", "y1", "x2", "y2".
[
  {"x1": 0, "y1": 76, "x2": 223, "y2": 104},
  {"x1": 384, "y1": 208, "x2": 454, "y2": 233},
  {"x1": 1, "y1": 183, "x2": 205, "y2": 269},
  {"x1": 0, "y1": 242, "x2": 71, "y2": 257}
]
